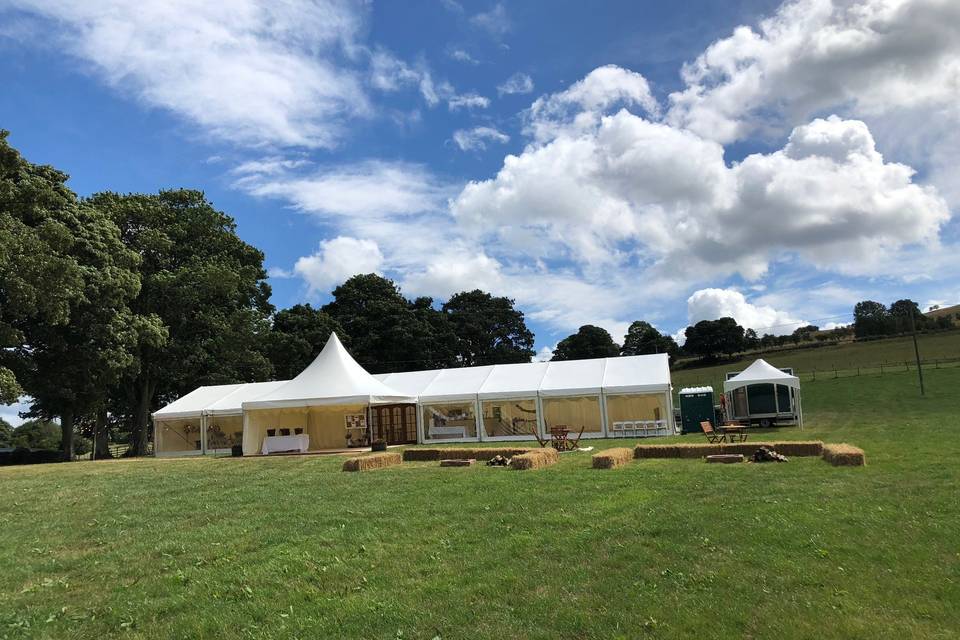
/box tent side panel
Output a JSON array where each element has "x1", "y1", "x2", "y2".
[
  {"x1": 155, "y1": 418, "x2": 203, "y2": 455},
  {"x1": 541, "y1": 395, "x2": 603, "y2": 437}
]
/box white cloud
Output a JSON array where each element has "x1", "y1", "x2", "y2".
[
  {"x1": 448, "y1": 93, "x2": 490, "y2": 111},
  {"x1": 449, "y1": 48, "x2": 479, "y2": 65},
  {"x1": 686, "y1": 288, "x2": 804, "y2": 335},
  {"x1": 525, "y1": 65, "x2": 660, "y2": 141},
  {"x1": 6, "y1": 0, "x2": 371, "y2": 149},
  {"x1": 234, "y1": 159, "x2": 454, "y2": 218},
  {"x1": 667, "y1": 0, "x2": 960, "y2": 143},
  {"x1": 368, "y1": 49, "x2": 442, "y2": 106},
  {"x1": 470, "y1": 3, "x2": 510, "y2": 38},
  {"x1": 498, "y1": 72, "x2": 534, "y2": 96},
  {"x1": 454, "y1": 97, "x2": 950, "y2": 280},
  {"x1": 665, "y1": 0, "x2": 960, "y2": 204},
  {"x1": 452, "y1": 126, "x2": 510, "y2": 151},
  {"x1": 294, "y1": 237, "x2": 384, "y2": 295}
]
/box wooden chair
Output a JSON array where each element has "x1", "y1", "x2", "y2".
[{"x1": 700, "y1": 420, "x2": 726, "y2": 444}]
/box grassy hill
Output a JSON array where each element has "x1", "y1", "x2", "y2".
[
  {"x1": 2, "y1": 366, "x2": 959, "y2": 639},
  {"x1": 671, "y1": 329, "x2": 960, "y2": 392},
  {"x1": 925, "y1": 303, "x2": 960, "y2": 319}
]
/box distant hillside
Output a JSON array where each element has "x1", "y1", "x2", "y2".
[
  {"x1": 926, "y1": 304, "x2": 959, "y2": 319},
  {"x1": 671, "y1": 329, "x2": 960, "y2": 391}
]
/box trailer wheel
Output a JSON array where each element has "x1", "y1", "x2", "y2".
[{"x1": 759, "y1": 418, "x2": 772, "y2": 428}]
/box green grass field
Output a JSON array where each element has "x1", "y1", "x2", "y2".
[
  {"x1": 2, "y1": 367, "x2": 959, "y2": 639},
  {"x1": 671, "y1": 329, "x2": 960, "y2": 392}
]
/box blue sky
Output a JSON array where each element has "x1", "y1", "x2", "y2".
[{"x1": 1, "y1": 0, "x2": 958, "y2": 372}]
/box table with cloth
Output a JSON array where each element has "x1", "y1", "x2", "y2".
[{"x1": 261, "y1": 434, "x2": 310, "y2": 455}]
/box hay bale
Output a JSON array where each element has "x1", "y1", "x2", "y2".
[
  {"x1": 342, "y1": 452, "x2": 402, "y2": 472},
  {"x1": 822, "y1": 443, "x2": 866, "y2": 466},
  {"x1": 592, "y1": 447, "x2": 634, "y2": 469},
  {"x1": 402, "y1": 447, "x2": 532, "y2": 462},
  {"x1": 510, "y1": 448, "x2": 559, "y2": 470},
  {"x1": 634, "y1": 441, "x2": 824, "y2": 459}
]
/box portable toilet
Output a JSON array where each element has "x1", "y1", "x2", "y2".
[{"x1": 679, "y1": 387, "x2": 715, "y2": 434}]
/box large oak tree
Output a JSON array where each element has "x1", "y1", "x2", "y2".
[{"x1": 90, "y1": 190, "x2": 273, "y2": 455}]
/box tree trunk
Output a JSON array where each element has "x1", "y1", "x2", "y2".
[
  {"x1": 129, "y1": 377, "x2": 154, "y2": 456},
  {"x1": 94, "y1": 406, "x2": 111, "y2": 459},
  {"x1": 61, "y1": 407, "x2": 74, "y2": 461}
]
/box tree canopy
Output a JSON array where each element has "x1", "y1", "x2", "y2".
[
  {"x1": 89, "y1": 190, "x2": 274, "y2": 454},
  {"x1": 683, "y1": 317, "x2": 745, "y2": 360},
  {"x1": 853, "y1": 300, "x2": 890, "y2": 338},
  {"x1": 322, "y1": 274, "x2": 458, "y2": 373},
  {"x1": 620, "y1": 321, "x2": 679, "y2": 360},
  {"x1": 0, "y1": 130, "x2": 88, "y2": 404},
  {"x1": 442, "y1": 290, "x2": 535, "y2": 366},
  {"x1": 266, "y1": 304, "x2": 346, "y2": 380},
  {"x1": 552, "y1": 325, "x2": 620, "y2": 361}
]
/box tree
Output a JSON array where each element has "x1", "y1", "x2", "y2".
[
  {"x1": 5, "y1": 193, "x2": 143, "y2": 460},
  {"x1": 442, "y1": 290, "x2": 535, "y2": 366},
  {"x1": 790, "y1": 324, "x2": 820, "y2": 344},
  {"x1": 266, "y1": 304, "x2": 347, "y2": 380},
  {"x1": 853, "y1": 300, "x2": 891, "y2": 338},
  {"x1": 11, "y1": 419, "x2": 61, "y2": 450},
  {"x1": 620, "y1": 321, "x2": 679, "y2": 360},
  {"x1": 0, "y1": 130, "x2": 88, "y2": 405},
  {"x1": 744, "y1": 328, "x2": 760, "y2": 350},
  {"x1": 0, "y1": 417, "x2": 12, "y2": 448},
  {"x1": 90, "y1": 190, "x2": 274, "y2": 455},
  {"x1": 890, "y1": 299, "x2": 925, "y2": 333},
  {"x1": 683, "y1": 317, "x2": 745, "y2": 360},
  {"x1": 552, "y1": 325, "x2": 620, "y2": 361},
  {"x1": 323, "y1": 275, "x2": 458, "y2": 372}
]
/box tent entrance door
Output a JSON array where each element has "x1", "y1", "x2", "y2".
[{"x1": 370, "y1": 404, "x2": 417, "y2": 445}]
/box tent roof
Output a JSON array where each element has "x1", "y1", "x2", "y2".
[
  {"x1": 373, "y1": 369, "x2": 443, "y2": 397},
  {"x1": 539, "y1": 358, "x2": 607, "y2": 396},
  {"x1": 419, "y1": 365, "x2": 496, "y2": 403},
  {"x1": 243, "y1": 333, "x2": 415, "y2": 409},
  {"x1": 602, "y1": 353, "x2": 671, "y2": 394},
  {"x1": 206, "y1": 381, "x2": 288, "y2": 415},
  {"x1": 153, "y1": 383, "x2": 244, "y2": 419},
  {"x1": 477, "y1": 361, "x2": 549, "y2": 399},
  {"x1": 723, "y1": 359, "x2": 800, "y2": 391}
]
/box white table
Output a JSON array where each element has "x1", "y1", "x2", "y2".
[{"x1": 261, "y1": 434, "x2": 310, "y2": 455}]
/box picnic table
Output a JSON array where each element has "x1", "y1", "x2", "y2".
[{"x1": 719, "y1": 423, "x2": 749, "y2": 442}]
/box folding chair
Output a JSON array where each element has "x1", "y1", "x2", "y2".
[{"x1": 700, "y1": 420, "x2": 727, "y2": 444}]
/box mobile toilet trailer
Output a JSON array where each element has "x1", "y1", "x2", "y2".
[{"x1": 723, "y1": 359, "x2": 803, "y2": 429}]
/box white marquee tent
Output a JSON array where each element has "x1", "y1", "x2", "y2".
[
  {"x1": 153, "y1": 333, "x2": 675, "y2": 456},
  {"x1": 723, "y1": 358, "x2": 803, "y2": 429}
]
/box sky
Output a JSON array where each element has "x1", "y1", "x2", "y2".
[{"x1": 1, "y1": 0, "x2": 959, "y2": 395}]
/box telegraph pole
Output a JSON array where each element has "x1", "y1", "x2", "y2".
[{"x1": 909, "y1": 307, "x2": 925, "y2": 396}]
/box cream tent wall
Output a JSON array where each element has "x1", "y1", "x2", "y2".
[
  {"x1": 152, "y1": 381, "x2": 287, "y2": 456},
  {"x1": 241, "y1": 334, "x2": 415, "y2": 455}
]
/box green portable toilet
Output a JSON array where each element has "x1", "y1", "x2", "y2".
[{"x1": 679, "y1": 387, "x2": 715, "y2": 434}]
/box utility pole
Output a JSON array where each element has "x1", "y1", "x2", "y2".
[{"x1": 909, "y1": 307, "x2": 925, "y2": 396}]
